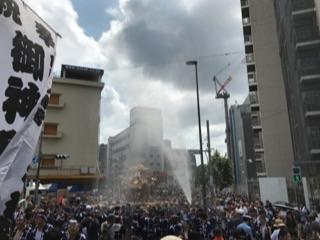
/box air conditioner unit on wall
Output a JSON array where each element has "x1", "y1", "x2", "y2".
[{"x1": 89, "y1": 168, "x2": 97, "y2": 174}]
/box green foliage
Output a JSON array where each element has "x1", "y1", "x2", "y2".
[
  {"x1": 209, "y1": 150, "x2": 233, "y2": 191},
  {"x1": 194, "y1": 149, "x2": 233, "y2": 192},
  {"x1": 195, "y1": 164, "x2": 209, "y2": 185}
]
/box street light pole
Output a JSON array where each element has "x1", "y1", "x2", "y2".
[{"x1": 186, "y1": 60, "x2": 207, "y2": 211}]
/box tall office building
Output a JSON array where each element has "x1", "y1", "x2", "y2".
[
  {"x1": 107, "y1": 107, "x2": 196, "y2": 197},
  {"x1": 163, "y1": 140, "x2": 197, "y2": 188},
  {"x1": 28, "y1": 65, "x2": 104, "y2": 187},
  {"x1": 99, "y1": 144, "x2": 108, "y2": 184},
  {"x1": 230, "y1": 97, "x2": 259, "y2": 199},
  {"x1": 129, "y1": 107, "x2": 164, "y2": 169},
  {"x1": 273, "y1": 0, "x2": 320, "y2": 177},
  {"x1": 240, "y1": 0, "x2": 295, "y2": 180},
  {"x1": 107, "y1": 107, "x2": 164, "y2": 193},
  {"x1": 108, "y1": 107, "x2": 164, "y2": 173}
]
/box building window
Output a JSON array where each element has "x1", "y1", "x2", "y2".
[
  {"x1": 49, "y1": 93, "x2": 60, "y2": 105},
  {"x1": 44, "y1": 123, "x2": 58, "y2": 135},
  {"x1": 251, "y1": 114, "x2": 261, "y2": 126},
  {"x1": 241, "y1": 7, "x2": 250, "y2": 19},
  {"x1": 248, "y1": 73, "x2": 256, "y2": 84},
  {"x1": 41, "y1": 155, "x2": 55, "y2": 168},
  {"x1": 249, "y1": 91, "x2": 259, "y2": 104},
  {"x1": 253, "y1": 131, "x2": 264, "y2": 149},
  {"x1": 292, "y1": 0, "x2": 314, "y2": 11},
  {"x1": 245, "y1": 45, "x2": 253, "y2": 54},
  {"x1": 243, "y1": 26, "x2": 251, "y2": 35},
  {"x1": 308, "y1": 125, "x2": 320, "y2": 149},
  {"x1": 255, "y1": 161, "x2": 265, "y2": 173},
  {"x1": 247, "y1": 64, "x2": 255, "y2": 73},
  {"x1": 298, "y1": 50, "x2": 320, "y2": 75},
  {"x1": 303, "y1": 91, "x2": 320, "y2": 111}
]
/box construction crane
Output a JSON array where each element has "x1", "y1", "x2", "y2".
[{"x1": 213, "y1": 65, "x2": 233, "y2": 160}]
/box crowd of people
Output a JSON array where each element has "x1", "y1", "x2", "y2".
[{"x1": 3, "y1": 191, "x2": 320, "y2": 240}]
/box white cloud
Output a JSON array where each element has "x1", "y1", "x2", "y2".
[
  {"x1": 105, "y1": 7, "x2": 122, "y2": 19},
  {"x1": 24, "y1": 0, "x2": 247, "y2": 155}
]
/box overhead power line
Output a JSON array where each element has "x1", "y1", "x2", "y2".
[{"x1": 104, "y1": 50, "x2": 244, "y2": 72}]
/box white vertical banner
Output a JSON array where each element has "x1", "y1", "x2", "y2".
[
  {"x1": 0, "y1": 0, "x2": 58, "y2": 215},
  {"x1": 302, "y1": 177, "x2": 311, "y2": 210}
]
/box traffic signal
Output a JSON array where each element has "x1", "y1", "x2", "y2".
[{"x1": 292, "y1": 166, "x2": 301, "y2": 183}]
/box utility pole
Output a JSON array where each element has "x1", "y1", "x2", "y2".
[
  {"x1": 206, "y1": 120, "x2": 214, "y2": 201},
  {"x1": 34, "y1": 132, "x2": 43, "y2": 205}
]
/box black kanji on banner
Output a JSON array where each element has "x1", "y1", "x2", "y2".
[
  {"x1": 35, "y1": 21, "x2": 55, "y2": 48},
  {"x1": 2, "y1": 77, "x2": 40, "y2": 124},
  {"x1": 11, "y1": 31, "x2": 45, "y2": 81},
  {"x1": 34, "y1": 89, "x2": 50, "y2": 126},
  {"x1": 0, "y1": 130, "x2": 16, "y2": 155},
  {"x1": 48, "y1": 55, "x2": 55, "y2": 77},
  {"x1": 0, "y1": 0, "x2": 22, "y2": 25}
]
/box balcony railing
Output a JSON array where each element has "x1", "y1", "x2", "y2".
[
  {"x1": 255, "y1": 160, "x2": 266, "y2": 174},
  {"x1": 248, "y1": 75, "x2": 256, "y2": 84},
  {"x1": 28, "y1": 167, "x2": 84, "y2": 176},
  {"x1": 255, "y1": 153, "x2": 264, "y2": 161},
  {"x1": 292, "y1": 0, "x2": 314, "y2": 12},
  {"x1": 254, "y1": 139, "x2": 264, "y2": 149},
  {"x1": 252, "y1": 115, "x2": 261, "y2": 127},
  {"x1": 248, "y1": 72, "x2": 256, "y2": 83},
  {"x1": 246, "y1": 53, "x2": 255, "y2": 63},
  {"x1": 249, "y1": 92, "x2": 259, "y2": 105},
  {"x1": 241, "y1": 0, "x2": 249, "y2": 7},
  {"x1": 242, "y1": 17, "x2": 251, "y2": 25},
  {"x1": 253, "y1": 131, "x2": 263, "y2": 149},
  {"x1": 244, "y1": 34, "x2": 252, "y2": 44}
]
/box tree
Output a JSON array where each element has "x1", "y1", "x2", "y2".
[
  {"x1": 208, "y1": 150, "x2": 233, "y2": 191},
  {"x1": 195, "y1": 164, "x2": 209, "y2": 186}
]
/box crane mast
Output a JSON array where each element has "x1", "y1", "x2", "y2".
[{"x1": 213, "y1": 73, "x2": 232, "y2": 160}]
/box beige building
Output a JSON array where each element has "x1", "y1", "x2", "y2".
[
  {"x1": 240, "y1": 0, "x2": 294, "y2": 180},
  {"x1": 28, "y1": 65, "x2": 104, "y2": 185}
]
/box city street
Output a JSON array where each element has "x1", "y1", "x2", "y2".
[{"x1": 1, "y1": 0, "x2": 320, "y2": 239}]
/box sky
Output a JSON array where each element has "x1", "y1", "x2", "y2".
[{"x1": 25, "y1": 0, "x2": 248, "y2": 157}]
